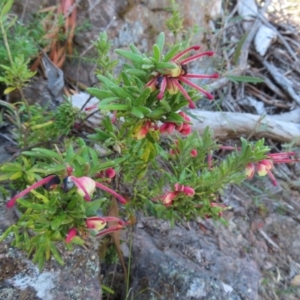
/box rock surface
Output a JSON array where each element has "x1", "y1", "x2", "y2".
[
  {"x1": 129, "y1": 216, "x2": 260, "y2": 300},
  {"x1": 0, "y1": 198, "x2": 101, "y2": 300}
]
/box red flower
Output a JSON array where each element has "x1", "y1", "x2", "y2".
[
  {"x1": 160, "y1": 111, "x2": 192, "y2": 136},
  {"x1": 66, "y1": 228, "x2": 77, "y2": 243},
  {"x1": 86, "y1": 216, "x2": 130, "y2": 237},
  {"x1": 63, "y1": 176, "x2": 127, "y2": 204},
  {"x1": 190, "y1": 149, "x2": 198, "y2": 157},
  {"x1": 155, "y1": 183, "x2": 195, "y2": 207},
  {"x1": 161, "y1": 191, "x2": 178, "y2": 207},
  {"x1": 245, "y1": 152, "x2": 298, "y2": 186},
  {"x1": 146, "y1": 45, "x2": 218, "y2": 108}
]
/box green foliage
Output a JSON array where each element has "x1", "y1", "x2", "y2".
[
  {"x1": 0, "y1": 10, "x2": 279, "y2": 270},
  {"x1": 0, "y1": 0, "x2": 42, "y2": 79},
  {"x1": 165, "y1": 0, "x2": 184, "y2": 41},
  {"x1": 0, "y1": 55, "x2": 36, "y2": 93},
  {"x1": 0, "y1": 139, "x2": 117, "y2": 269},
  {"x1": 94, "y1": 32, "x2": 118, "y2": 76},
  {"x1": 0, "y1": 101, "x2": 81, "y2": 147}
]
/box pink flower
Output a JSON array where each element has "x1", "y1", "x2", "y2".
[
  {"x1": 245, "y1": 163, "x2": 255, "y2": 179},
  {"x1": 64, "y1": 176, "x2": 127, "y2": 204},
  {"x1": 86, "y1": 216, "x2": 129, "y2": 237},
  {"x1": 190, "y1": 149, "x2": 198, "y2": 157},
  {"x1": 105, "y1": 168, "x2": 116, "y2": 179},
  {"x1": 183, "y1": 186, "x2": 195, "y2": 197},
  {"x1": 154, "y1": 183, "x2": 195, "y2": 207},
  {"x1": 6, "y1": 175, "x2": 61, "y2": 208},
  {"x1": 66, "y1": 228, "x2": 77, "y2": 243},
  {"x1": 146, "y1": 45, "x2": 219, "y2": 108},
  {"x1": 95, "y1": 168, "x2": 116, "y2": 183},
  {"x1": 245, "y1": 152, "x2": 298, "y2": 186},
  {"x1": 161, "y1": 191, "x2": 178, "y2": 207},
  {"x1": 160, "y1": 111, "x2": 192, "y2": 136},
  {"x1": 178, "y1": 125, "x2": 191, "y2": 135},
  {"x1": 174, "y1": 183, "x2": 195, "y2": 196},
  {"x1": 159, "y1": 122, "x2": 176, "y2": 134}
]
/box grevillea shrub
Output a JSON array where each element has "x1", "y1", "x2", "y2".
[{"x1": 0, "y1": 32, "x2": 297, "y2": 269}]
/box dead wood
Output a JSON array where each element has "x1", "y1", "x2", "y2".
[{"x1": 190, "y1": 110, "x2": 300, "y2": 145}]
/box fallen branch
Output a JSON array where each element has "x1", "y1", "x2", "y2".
[{"x1": 190, "y1": 110, "x2": 300, "y2": 145}]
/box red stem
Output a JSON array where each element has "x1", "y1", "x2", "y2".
[
  {"x1": 6, "y1": 175, "x2": 57, "y2": 208},
  {"x1": 95, "y1": 182, "x2": 127, "y2": 204}
]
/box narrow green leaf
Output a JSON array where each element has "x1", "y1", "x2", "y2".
[
  {"x1": 141, "y1": 64, "x2": 155, "y2": 69},
  {"x1": 147, "y1": 107, "x2": 166, "y2": 119},
  {"x1": 121, "y1": 71, "x2": 131, "y2": 86},
  {"x1": 87, "y1": 88, "x2": 114, "y2": 99},
  {"x1": 84, "y1": 199, "x2": 103, "y2": 216},
  {"x1": 164, "y1": 44, "x2": 181, "y2": 61},
  {"x1": 136, "y1": 106, "x2": 151, "y2": 115},
  {"x1": 50, "y1": 242, "x2": 64, "y2": 265},
  {"x1": 99, "y1": 97, "x2": 120, "y2": 105},
  {"x1": 156, "y1": 32, "x2": 165, "y2": 54},
  {"x1": 28, "y1": 148, "x2": 62, "y2": 161},
  {"x1": 0, "y1": 226, "x2": 13, "y2": 242},
  {"x1": 87, "y1": 128, "x2": 110, "y2": 142},
  {"x1": 43, "y1": 165, "x2": 66, "y2": 174},
  {"x1": 155, "y1": 61, "x2": 176, "y2": 70},
  {"x1": 67, "y1": 197, "x2": 78, "y2": 210},
  {"x1": 51, "y1": 215, "x2": 66, "y2": 231},
  {"x1": 98, "y1": 104, "x2": 129, "y2": 111},
  {"x1": 131, "y1": 107, "x2": 144, "y2": 118},
  {"x1": 125, "y1": 69, "x2": 148, "y2": 77},
  {"x1": 171, "y1": 100, "x2": 189, "y2": 111},
  {"x1": 152, "y1": 44, "x2": 161, "y2": 61},
  {"x1": 226, "y1": 75, "x2": 264, "y2": 83},
  {"x1": 101, "y1": 285, "x2": 115, "y2": 295},
  {"x1": 159, "y1": 99, "x2": 171, "y2": 112},
  {"x1": 0, "y1": 0, "x2": 14, "y2": 17},
  {"x1": 115, "y1": 49, "x2": 144, "y2": 64},
  {"x1": 133, "y1": 87, "x2": 152, "y2": 106},
  {"x1": 129, "y1": 44, "x2": 141, "y2": 55},
  {"x1": 165, "y1": 112, "x2": 184, "y2": 124},
  {"x1": 88, "y1": 147, "x2": 99, "y2": 166},
  {"x1": 1, "y1": 163, "x2": 22, "y2": 172},
  {"x1": 97, "y1": 75, "x2": 117, "y2": 88},
  {"x1": 65, "y1": 144, "x2": 75, "y2": 162},
  {"x1": 17, "y1": 200, "x2": 46, "y2": 210},
  {"x1": 110, "y1": 86, "x2": 133, "y2": 100}
]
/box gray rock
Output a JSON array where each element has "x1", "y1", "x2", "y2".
[
  {"x1": 0, "y1": 203, "x2": 102, "y2": 300},
  {"x1": 130, "y1": 217, "x2": 260, "y2": 300}
]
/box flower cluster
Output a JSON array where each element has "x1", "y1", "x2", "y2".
[
  {"x1": 146, "y1": 45, "x2": 219, "y2": 109},
  {"x1": 160, "y1": 111, "x2": 192, "y2": 136},
  {"x1": 156, "y1": 183, "x2": 195, "y2": 207},
  {"x1": 246, "y1": 151, "x2": 297, "y2": 186}
]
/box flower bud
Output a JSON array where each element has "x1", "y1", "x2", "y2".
[{"x1": 66, "y1": 228, "x2": 77, "y2": 243}]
